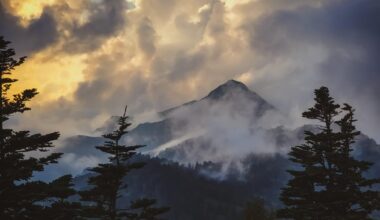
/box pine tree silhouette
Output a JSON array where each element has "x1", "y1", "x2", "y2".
[
  {"x1": 243, "y1": 199, "x2": 275, "y2": 220},
  {"x1": 278, "y1": 87, "x2": 380, "y2": 219},
  {"x1": 0, "y1": 36, "x2": 80, "y2": 219},
  {"x1": 80, "y1": 106, "x2": 169, "y2": 220},
  {"x1": 129, "y1": 198, "x2": 170, "y2": 220},
  {"x1": 43, "y1": 175, "x2": 83, "y2": 219}
]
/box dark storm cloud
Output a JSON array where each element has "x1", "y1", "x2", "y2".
[
  {"x1": 64, "y1": 0, "x2": 128, "y2": 53},
  {"x1": 0, "y1": 3, "x2": 58, "y2": 56},
  {"x1": 0, "y1": 0, "x2": 129, "y2": 55},
  {"x1": 250, "y1": 0, "x2": 380, "y2": 60},
  {"x1": 315, "y1": 0, "x2": 380, "y2": 95},
  {"x1": 245, "y1": 0, "x2": 380, "y2": 139}
]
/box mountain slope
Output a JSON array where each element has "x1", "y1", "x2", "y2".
[
  {"x1": 131, "y1": 79, "x2": 280, "y2": 164},
  {"x1": 73, "y1": 154, "x2": 282, "y2": 220}
]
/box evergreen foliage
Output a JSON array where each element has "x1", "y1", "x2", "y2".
[
  {"x1": 278, "y1": 87, "x2": 380, "y2": 219},
  {"x1": 243, "y1": 199, "x2": 275, "y2": 220},
  {"x1": 0, "y1": 36, "x2": 78, "y2": 219},
  {"x1": 42, "y1": 175, "x2": 83, "y2": 219},
  {"x1": 80, "y1": 106, "x2": 169, "y2": 219},
  {"x1": 73, "y1": 153, "x2": 286, "y2": 220},
  {"x1": 128, "y1": 198, "x2": 170, "y2": 220}
]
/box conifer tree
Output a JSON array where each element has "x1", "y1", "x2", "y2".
[
  {"x1": 0, "y1": 36, "x2": 78, "y2": 219},
  {"x1": 330, "y1": 104, "x2": 380, "y2": 218},
  {"x1": 129, "y1": 198, "x2": 170, "y2": 220},
  {"x1": 43, "y1": 175, "x2": 83, "y2": 219},
  {"x1": 278, "y1": 87, "x2": 380, "y2": 219},
  {"x1": 80, "y1": 106, "x2": 169, "y2": 220},
  {"x1": 243, "y1": 199, "x2": 275, "y2": 220}
]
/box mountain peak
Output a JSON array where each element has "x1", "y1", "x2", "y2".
[
  {"x1": 224, "y1": 79, "x2": 249, "y2": 89},
  {"x1": 202, "y1": 79, "x2": 274, "y2": 115},
  {"x1": 204, "y1": 79, "x2": 251, "y2": 100},
  {"x1": 161, "y1": 79, "x2": 274, "y2": 118}
]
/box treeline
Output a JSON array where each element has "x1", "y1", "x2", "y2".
[{"x1": 74, "y1": 154, "x2": 280, "y2": 220}]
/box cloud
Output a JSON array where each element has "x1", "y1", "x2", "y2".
[
  {"x1": 62, "y1": 0, "x2": 129, "y2": 53},
  {"x1": 145, "y1": 85, "x2": 299, "y2": 179},
  {"x1": 4, "y1": 0, "x2": 380, "y2": 145},
  {"x1": 242, "y1": 0, "x2": 380, "y2": 140},
  {"x1": 155, "y1": 86, "x2": 292, "y2": 163},
  {"x1": 0, "y1": 2, "x2": 58, "y2": 55}
]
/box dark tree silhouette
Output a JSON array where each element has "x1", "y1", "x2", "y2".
[
  {"x1": 128, "y1": 198, "x2": 170, "y2": 220},
  {"x1": 0, "y1": 36, "x2": 79, "y2": 219},
  {"x1": 243, "y1": 199, "x2": 275, "y2": 220},
  {"x1": 278, "y1": 87, "x2": 380, "y2": 219},
  {"x1": 43, "y1": 175, "x2": 83, "y2": 219},
  {"x1": 80, "y1": 106, "x2": 169, "y2": 220}
]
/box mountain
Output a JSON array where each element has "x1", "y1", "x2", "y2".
[
  {"x1": 132, "y1": 79, "x2": 279, "y2": 160},
  {"x1": 47, "y1": 79, "x2": 380, "y2": 219},
  {"x1": 55, "y1": 80, "x2": 380, "y2": 178},
  {"x1": 54, "y1": 80, "x2": 281, "y2": 175},
  {"x1": 45, "y1": 80, "x2": 275, "y2": 174}
]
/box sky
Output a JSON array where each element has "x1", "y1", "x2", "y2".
[{"x1": 1, "y1": 0, "x2": 380, "y2": 142}]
